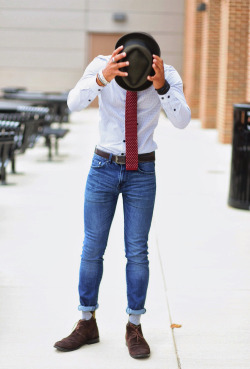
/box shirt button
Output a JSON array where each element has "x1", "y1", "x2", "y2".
[
  {"x1": 88, "y1": 99, "x2": 91, "y2": 102},
  {"x1": 174, "y1": 109, "x2": 176, "y2": 111},
  {"x1": 123, "y1": 140, "x2": 126, "y2": 142},
  {"x1": 98, "y1": 89, "x2": 101, "y2": 91},
  {"x1": 168, "y1": 95, "x2": 170, "y2": 98},
  {"x1": 161, "y1": 97, "x2": 164, "y2": 100},
  {"x1": 121, "y1": 153, "x2": 124, "y2": 156}
]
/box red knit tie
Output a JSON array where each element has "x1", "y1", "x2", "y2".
[{"x1": 125, "y1": 91, "x2": 138, "y2": 170}]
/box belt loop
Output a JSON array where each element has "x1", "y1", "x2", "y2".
[{"x1": 109, "y1": 153, "x2": 113, "y2": 163}]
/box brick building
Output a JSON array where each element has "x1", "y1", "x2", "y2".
[{"x1": 183, "y1": 0, "x2": 250, "y2": 143}]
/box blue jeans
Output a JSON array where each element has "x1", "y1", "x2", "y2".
[{"x1": 78, "y1": 153, "x2": 156, "y2": 315}]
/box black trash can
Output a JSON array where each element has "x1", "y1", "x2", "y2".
[{"x1": 228, "y1": 103, "x2": 250, "y2": 210}]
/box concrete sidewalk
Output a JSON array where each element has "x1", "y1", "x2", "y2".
[{"x1": 0, "y1": 109, "x2": 249, "y2": 369}]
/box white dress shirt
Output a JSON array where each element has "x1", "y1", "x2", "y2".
[{"x1": 67, "y1": 55, "x2": 191, "y2": 155}]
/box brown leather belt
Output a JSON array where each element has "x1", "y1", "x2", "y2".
[{"x1": 94, "y1": 148, "x2": 155, "y2": 165}]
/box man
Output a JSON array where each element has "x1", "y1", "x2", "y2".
[{"x1": 54, "y1": 32, "x2": 191, "y2": 359}]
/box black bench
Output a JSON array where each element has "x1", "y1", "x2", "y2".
[
  {"x1": 1, "y1": 90, "x2": 70, "y2": 160},
  {"x1": 0, "y1": 101, "x2": 69, "y2": 162},
  {"x1": 0, "y1": 102, "x2": 49, "y2": 152},
  {"x1": 2, "y1": 89, "x2": 69, "y2": 123},
  {"x1": 0, "y1": 120, "x2": 20, "y2": 184},
  {"x1": 42, "y1": 126, "x2": 69, "y2": 161}
]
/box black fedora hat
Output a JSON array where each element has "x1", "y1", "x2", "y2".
[{"x1": 115, "y1": 32, "x2": 161, "y2": 91}]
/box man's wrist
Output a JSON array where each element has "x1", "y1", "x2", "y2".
[
  {"x1": 155, "y1": 80, "x2": 170, "y2": 95},
  {"x1": 97, "y1": 70, "x2": 110, "y2": 86},
  {"x1": 96, "y1": 74, "x2": 105, "y2": 87}
]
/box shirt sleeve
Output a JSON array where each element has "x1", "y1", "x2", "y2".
[
  {"x1": 158, "y1": 65, "x2": 191, "y2": 129},
  {"x1": 67, "y1": 56, "x2": 108, "y2": 112}
]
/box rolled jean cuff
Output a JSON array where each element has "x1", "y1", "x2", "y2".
[
  {"x1": 78, "y1": 303, "x2": 99, "y2": 312},
  {"x1": 126, "y1": 307, "x2": 146, "y2": 315}
]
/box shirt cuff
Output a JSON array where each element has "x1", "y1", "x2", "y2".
[
  {"x1": 77, "y1": 76, "x2": 104, "y2": 94},
  {"x1": 77, "y1": 76, "x2": 104, "y2": 104},
  {"x1": 155, "y1": 80, "x2": 170, "y2": 95},
  {"x1": 89, "y1": 77, "x2": 105, "y2": 95},
  {"x1": 158, "y1": 86, "x2": 179, "y2": 115}
]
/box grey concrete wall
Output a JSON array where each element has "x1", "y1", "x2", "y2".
[
  {"x1": 0, "y1": 0, "x2": 87, "y2": 91},
  {"x1": 0, "y1": 0, "x2": 185, "y2": 92},
  {"x1": 86, "y1": 0, "x2": 185, "y2": 73}
]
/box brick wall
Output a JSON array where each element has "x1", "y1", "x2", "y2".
[
  {"x1": 217, "y1": 0, "x2": 249, "y2": 143},
  {"x1": 183, "y1": 0, "x2": 250, "y2": 143},
  {"x1": 247, "y1": 8, "x2": 250, "y2": 102},
  {"x1": 217, "y1": 0, "x2": 230, "y2": 143},
  {"x1": 199, "y1": 0, "x2": 221, "y2": 129},
  {"x1": 183, "y1": 0, "x2": 202, "y2": 118}
]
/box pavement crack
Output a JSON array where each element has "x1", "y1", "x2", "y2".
[{"x1": 152, "y1": 217, "x2": 182, "y2": 369}]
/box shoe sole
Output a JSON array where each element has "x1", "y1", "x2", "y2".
[
  {"x1": 125, "y1": 341, "x2": 150, "y2": 359},
  {"x1": 129, "y1": 353, "x2": 150, "y2": 359},
  {"x1": 54, "y1": 337, "x2": 100, "y2": 352}
]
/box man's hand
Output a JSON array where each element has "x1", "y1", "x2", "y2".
[
  {"x1": 147, "y1": 54, "x2": 165, "y2": 90},
  {"x1": 102, "y1": 46, "x2": 129, "y2": 83}
]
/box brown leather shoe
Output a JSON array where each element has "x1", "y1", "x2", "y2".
[
  {"x1": 125, "y1": 322, "x2": 150, "y2": 359},
  {"x1": 54, "y1": 316, "x2": 99, "y2": 352}
]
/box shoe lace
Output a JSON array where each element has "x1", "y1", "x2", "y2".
[
  {"x1": 71, "y1": 321, "x2": 78, "y2": 332},
  {"x1": 130, "y1": 325, "x2": 144, "y2": 343},
  {"x1": 71, "y1": 320, "x2": 86, "y2": 333},
  {"x1": 70, "y1": 320, "x2": 88, "y2": 339}
]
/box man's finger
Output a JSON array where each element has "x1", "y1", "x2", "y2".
[
  {"x1": 152, "y1": 64, "x2": 160, "y2": 75},
  {"x1": 153, "y1": 56, "x2": 164, "y2": 69},
  {"x1": 147, "y1": 75, "x2": 155, "y2": 81},
  {"x1": 153, "y1": 59, "x2": 164, "y2": 70},
  {"x1": 110, "y1": 51, "x2": 126, "y2": 65},
  {"x1": 117, "y1": 71, "x2": 128, "y2": 77},
  {"x1": 115, "y1": 61, "x2": 129, "y2": 69},
  {"x1": 112, "y1": 45, "x2": 124, "y2": 57},
  {"x1": 152, "y1": 62, "x2": 161, "y2": 72},
  {"x1": 115, "y1": 52, "x2": 127, "y2": 62},
  {"x1": 153, "y1": 54, "x2": 162, "y2": 62}
]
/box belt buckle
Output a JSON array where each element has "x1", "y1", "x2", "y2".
[{"x1": 115, "y1": 155, "x2": 126, "y2": 165}]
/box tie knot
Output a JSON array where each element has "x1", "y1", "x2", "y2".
[{"x1": 126, "y1": 90, "x2": 137, "y2": 98}]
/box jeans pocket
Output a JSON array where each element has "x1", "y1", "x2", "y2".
[
  {"x1": 91, "y1": 154, "x2": 108, "y2": 169},
  {"x1": 137, "y1": 161, "x2": 155, "y2": 174}
]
